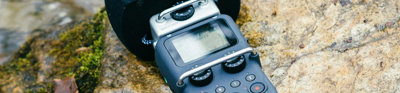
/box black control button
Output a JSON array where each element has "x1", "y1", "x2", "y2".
[
  {"x1": 246, "y1": 74, "x2": 256, "y2": 82},
  {"x1": 170, "y1": 1, "x2": 195, "y2": 21},
  {"x1": 189, "y1": 68, "x2": 213, "y2": 86},
  {"x1": 230, "y1": 80, "x2": 241, "y2": 88},
  {"x1": 215, "y1": 86, "x2": 226, "y2": 93},
  {"x1": 222, "y1": 55, "x2": 246, "y2": 73},
  {"x1": 250, "y1": 83, "x2": 266, "y2": 93}
]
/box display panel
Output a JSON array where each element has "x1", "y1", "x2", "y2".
[{"x1": 172, "y1": 23, "x2": 230, "y2": 63}]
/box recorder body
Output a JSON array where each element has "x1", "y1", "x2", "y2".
[{"x1": 150, "y1": 0, "x2": 277, "y2": 92}]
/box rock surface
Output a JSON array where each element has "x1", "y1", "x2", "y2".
[
  {"x1": 238, "y1": 0, "x2": 400, "y2": 92},
  {"x1": 94, "y1": 23, "x2": 171, "y2": 93},
  {"x1": 1, "y1": 0, "x2": 400, "y2": 93}
]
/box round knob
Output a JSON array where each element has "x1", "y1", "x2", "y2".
[
  {"x1": 222, "y1": 55, "x2": 246, "y2": 73},
  {"x1": 170, "y1": 1, "x2": 195, "y2": 21},
  {"x1": 189, "y1": 68, "x2": 213, "y2": 86}
]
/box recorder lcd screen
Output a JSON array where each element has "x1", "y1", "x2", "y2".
[{"x1": 172, "y1": 23, "x2": 230, "y2": 63}]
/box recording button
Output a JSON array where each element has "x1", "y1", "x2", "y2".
[
  {"x1": 215, "y1": 86, "x2": 225, "y2": 93},
  {"x1": 250, "y1": 83, "x2": 265, "y2": 93},
  {"x1": 245, "y1": 74, "x2": 256, "y2": 82}
]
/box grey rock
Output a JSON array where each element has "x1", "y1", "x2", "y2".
[{"x1": 0, "y1": 29, "x2": 28, "y2": 64}]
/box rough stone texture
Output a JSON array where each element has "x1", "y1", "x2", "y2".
[
  {"x1": 238, "y1": 0, "x2": 400, "y2": 92},
  {"x1": 94, "y1": 24, "x2": 171, "y2": 93}
]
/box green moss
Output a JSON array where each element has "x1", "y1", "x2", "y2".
[
  {"x1": 24, "y1": 82, "x2": 53, "y2": 93},
  {"x1": 49, "y1": 9, "x2": 107, "y2": 93},
  {"x1": 0, "y1": 8, "x2": 107, "y2": 92}
]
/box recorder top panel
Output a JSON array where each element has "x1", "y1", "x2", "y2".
[{"x1": 150, "y1": 0, "x2": 220, "y2": 45}]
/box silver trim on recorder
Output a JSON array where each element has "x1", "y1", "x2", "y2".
[{"x1": 177, "y1": 47, "x2": 255, "y2": 86}]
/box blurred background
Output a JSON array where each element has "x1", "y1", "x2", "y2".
[{"x1": 0, "y1": 0, "x2": 103, "y2": 64}]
